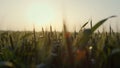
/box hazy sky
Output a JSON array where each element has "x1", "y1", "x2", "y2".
[{"x1": 0, "y1": 0, "x2": 120, "y2": 31}]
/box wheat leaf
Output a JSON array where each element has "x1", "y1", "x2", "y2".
[
  {"x1": 91, "y1": 15, "x2": 117, "y2": 32},
  {"x1": 81, "y1": 21, "x2": 89, "y2": 30}
]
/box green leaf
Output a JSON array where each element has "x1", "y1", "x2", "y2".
[
  {"x1": 91, "y1": 15, "x2": 117, "y2": 32},
  {"x1": 81, "y1": 21, "x2": 89, "y2": 30},
  {"x1": 90, "y1": 19, "x2": 92, "y2": 29}
]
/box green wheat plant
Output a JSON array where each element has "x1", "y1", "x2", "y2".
[{"x1": 0, "y1": 15, "x2": 119, "y2": 68}]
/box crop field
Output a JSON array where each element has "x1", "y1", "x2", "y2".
[{"x1": 0, "y1": 16, "x2": 120, "y2": 68}]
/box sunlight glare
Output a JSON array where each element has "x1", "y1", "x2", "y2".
[{"x1": 26, "y1": 3, "x2": 56, "y2": 25}]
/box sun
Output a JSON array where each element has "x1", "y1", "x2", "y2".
[{"x1": 26, "y1": 3, "x2": 56, "y2": 25}]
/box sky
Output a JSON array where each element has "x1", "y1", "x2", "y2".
[{"x1": 0, "y1": 0, "x2": 120, "y2": 32}]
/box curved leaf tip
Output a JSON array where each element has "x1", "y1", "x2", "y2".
[
  {"x1": 91, "y1": 15, "x2": 117, "y2": 32},
  {"x1": 108, "y1": 15, "x2": 117, "y2": 19}
]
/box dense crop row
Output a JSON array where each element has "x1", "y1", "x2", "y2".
[{"x1": 0, "y1": 16, "x2": 120, "y2": 68}]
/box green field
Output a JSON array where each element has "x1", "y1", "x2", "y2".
[{"x1": 0, "y1": 16, "x2": 120, "y2": 68}]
